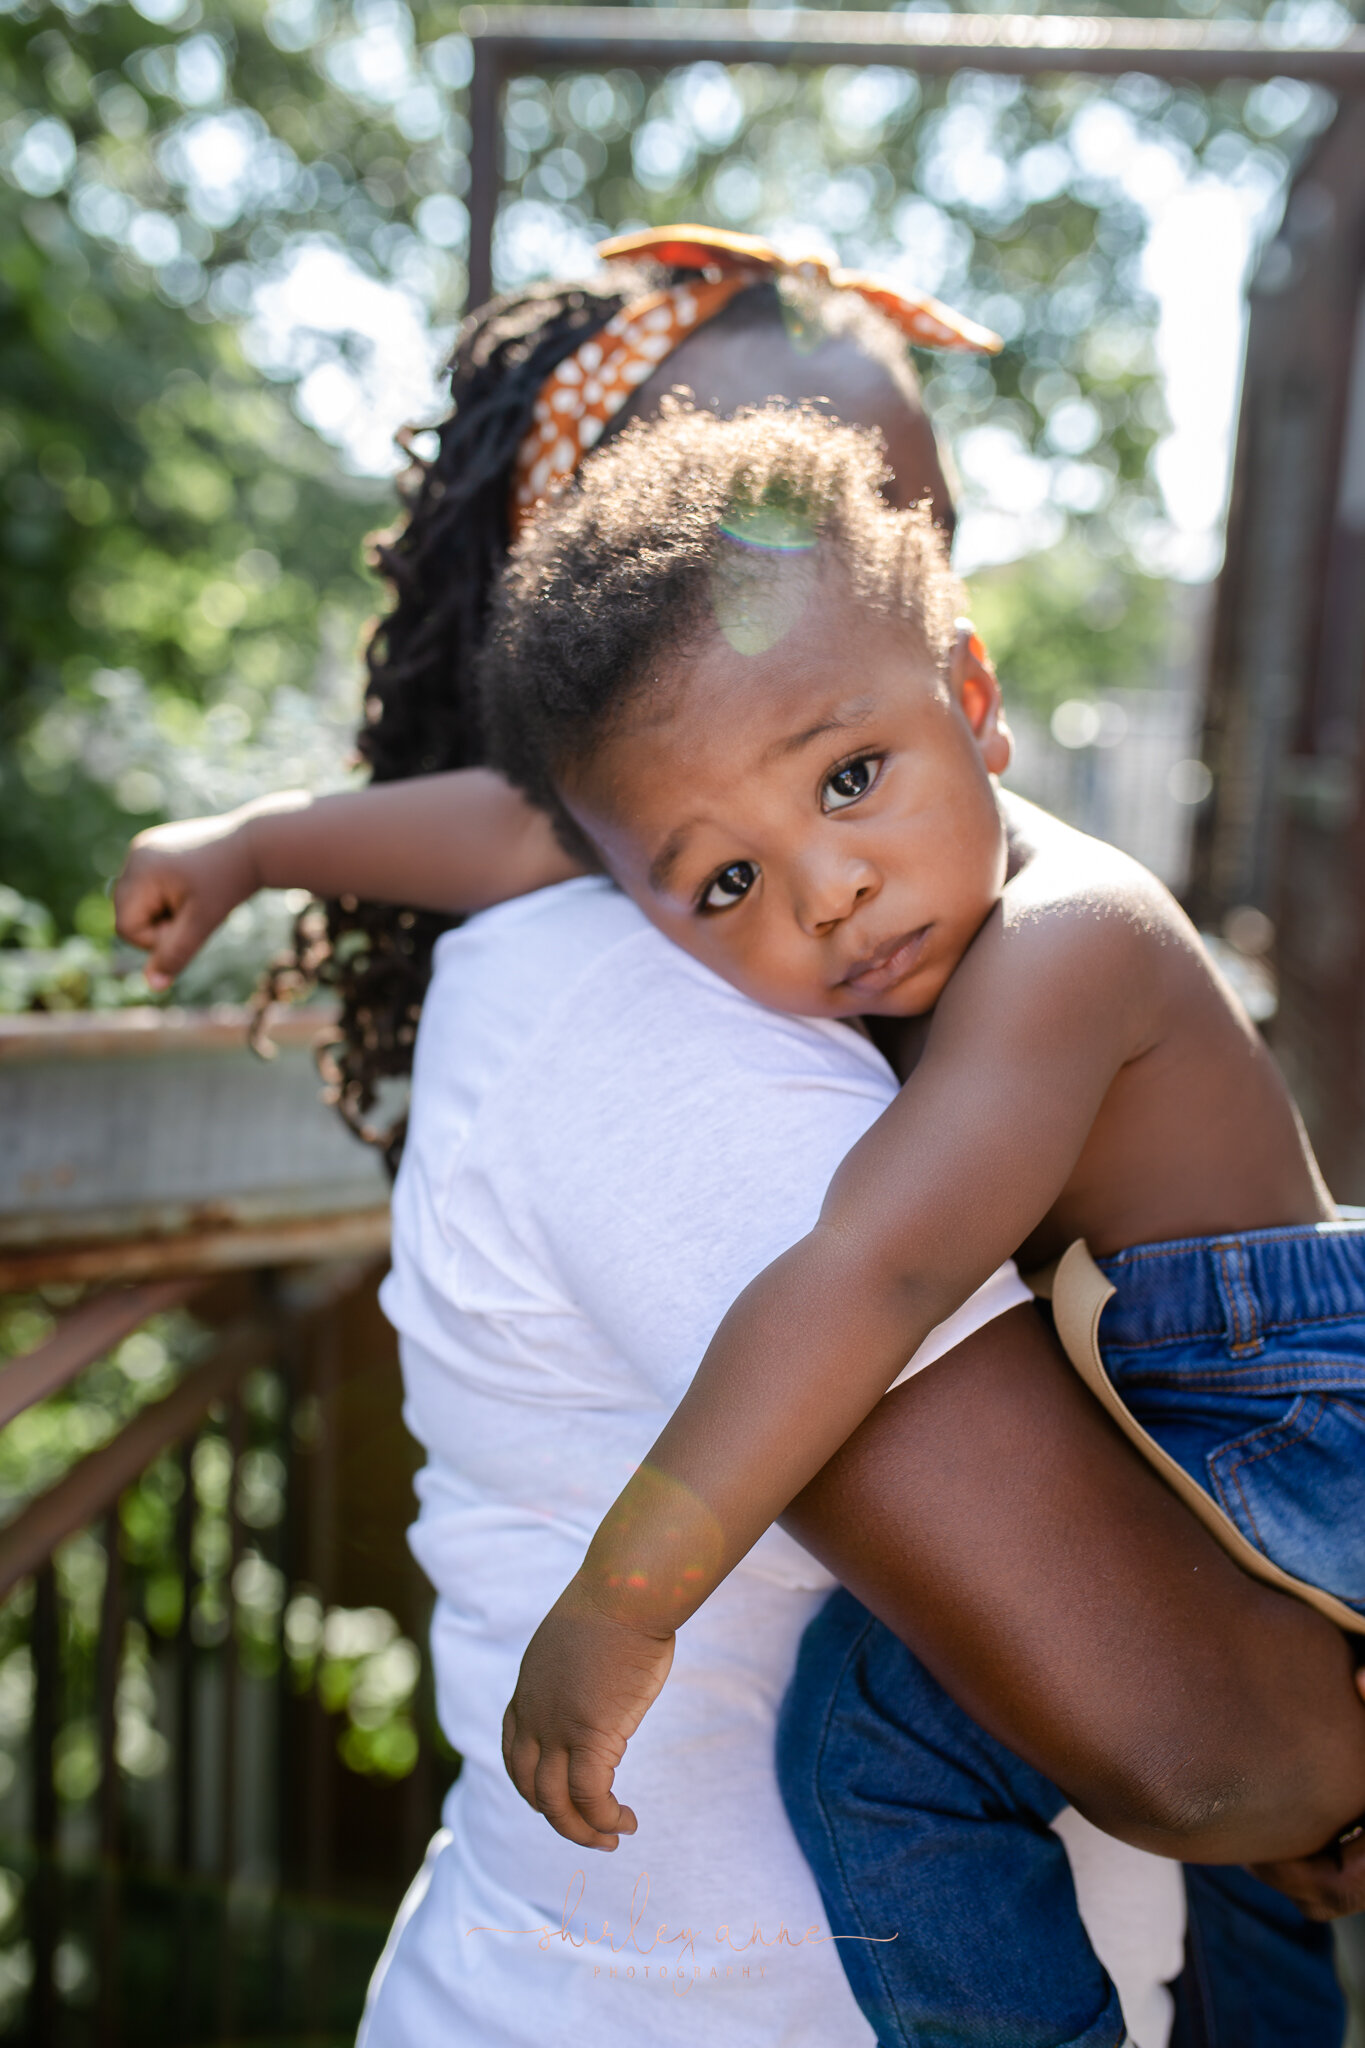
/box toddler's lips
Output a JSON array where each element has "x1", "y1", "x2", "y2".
[{"x1": 840, "y1": 925, "x2": 930, "y2": 997}]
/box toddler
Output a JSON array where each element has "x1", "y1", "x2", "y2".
[{"x1": 460, "y1": 402, "x2": 1363, "y2": 1837}]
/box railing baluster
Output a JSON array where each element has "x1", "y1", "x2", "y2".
[
  {"x1": 175, "y1": 1437, "x2": 196, "y2": 1875},
  {"x1": 276, "y1": 1325, "x2": 302, "y2": 2035},
  {"x1": 96, "y1": 1511, "x2": 123, "y2": 2047},
  {"x1": 217, "y1": 1398, "x2": 245, "y2": 2040},
  {"x1": 305, "y1": 1304, "x2": 339, "y2": 2034},
  {"x1": 223, "y1": 1400, "x2": 243, "y2": 1889},
  {"x1": 97, "y1": 1514, "x2": 122, "y2": 1861},
  {"x1": 466, "y1": 37, "x2": 503, "y2": 307},
  {"x1": 28, "y1": 1563, "x2": 57, "y2": 2048},
  {"x1": 174, "y1": 1433, "x2": 198, "y2": 2040}
]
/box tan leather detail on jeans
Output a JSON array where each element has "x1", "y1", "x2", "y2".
[{"x1": 1048, "y1": 1239, "x2": 1365, "y2": 1637}]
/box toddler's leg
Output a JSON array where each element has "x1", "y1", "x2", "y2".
[
  {"x1": 778, "y1": 1590, "x2": 1346, "y2": 2048},
  {"x1": 1170, "y1": 1863, "x2": 1344, "y2": 2048},
  {"x1": 776, "y1": 1587, "x2": 1126, "y2": 2047}
]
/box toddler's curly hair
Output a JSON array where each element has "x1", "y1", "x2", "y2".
[{"x1": 479, "y1": 402, "x2": 963, "y2": 853}]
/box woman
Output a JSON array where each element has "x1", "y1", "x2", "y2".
[{"x1": 116, "y1": 240, "x2": 1365, "y2": 2044}]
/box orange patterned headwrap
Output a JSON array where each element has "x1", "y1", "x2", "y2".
[{"x1": 509, "y1": 224, "x2": 1003, "y2": 536}]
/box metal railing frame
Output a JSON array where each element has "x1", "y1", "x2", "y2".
[{"x1": 462, "y1": 5, "x2": 1365, "y2": 305}]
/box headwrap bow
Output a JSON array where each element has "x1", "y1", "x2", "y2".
[{"x1": 511, "y1": 224, "x2": 1002, "y2": 535}]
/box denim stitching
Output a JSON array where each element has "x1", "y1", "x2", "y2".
[
  {"x1": 1099, "y1": 1230, "x2": 1365, "y2": 1355},
  {"x1": 1097, "y1": 1309, "x2": 1365, "y2": 1349},
  {"x1": 1213, "y1": 1245, "x2": 1243, "y2": 1351},
  {"x1": 1103, "y1": 1224, "x2": 1365, "y2": 1263},
  {"x1": 1214, "y1": 1242, "x2": 1263, "y2": 1356},
  {"x1": 1096, "y1": 1326, "x2": 1226, "y2": 1351},
  {"x1": 1208, "y1": 1395, "x2": 1326, "y2": 1549},
  {"x1": 1234, "y1": 1244, "x2": 1263, "y2": 1354},
  {"x1": 805, "y1": 1612, "x2": 914, "y2": 2048},
  {"x1": 1102, "y1": 1363, "x2": 1358, "y2": 1393}
]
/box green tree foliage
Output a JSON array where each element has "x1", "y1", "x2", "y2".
[
  {"x1": 0, "y1": 0, "x2": 472, "y2": 943},
  {"x1": 484, "y1": 37, "x2": 1332, "y2": 702},
  {"x1": 969, "y1": 542, "x2": 1175, "y2": 720}
]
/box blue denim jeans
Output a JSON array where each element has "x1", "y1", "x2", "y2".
[
  {"x1": 1095, "y1": 1221, "x2": 1365, "y2": 1617},
  {"x1": 777, "y1": 1591, "x2": 1345, "y2": 2047}
]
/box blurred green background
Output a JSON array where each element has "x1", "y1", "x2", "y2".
[{"x1": 0, "y1": 0, "x2": 1343, "y2": 1010}]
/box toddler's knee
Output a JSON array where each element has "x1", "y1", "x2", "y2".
[{"x1": 1070, "y1": 1732, "x2": 1261, "y2": 1859}]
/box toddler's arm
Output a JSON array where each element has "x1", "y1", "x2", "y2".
[
  {"x1": 114, "y1": 771, "x2": 584, "y2": 987},
  {"x1": 504, "y1": 893, "x2": 1159, "y2": 1848}
]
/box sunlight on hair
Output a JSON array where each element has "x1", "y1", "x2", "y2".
[{"x1": 482, "y1": 399, "x2": 963, "y2": 830}]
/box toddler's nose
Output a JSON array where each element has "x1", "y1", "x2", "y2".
[{"x1": 793, "y1": 850, "x2": 879, "y2": 936}]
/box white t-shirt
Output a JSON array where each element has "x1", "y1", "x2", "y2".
[{"x1": 362, "y1": 878, "x2": 1183, "y2": 2048}]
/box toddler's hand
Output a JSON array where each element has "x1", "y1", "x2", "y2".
[
  {"x1": 502, "y1": 1579, "x2": 675, "y2": 1852},
  {"x1": 1250, "y1": 1820, "x2": 1365, "y2": 1921},
  {"x1": 113, "y1": 811, "x2": 263, "y2": 989},
  {"x1": 1251, "y1": 1669, "x2": 1365, "y2": 1918}
]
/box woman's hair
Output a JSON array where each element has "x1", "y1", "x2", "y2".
[
  {"x1": 261, "y1": 270, "x2": 645, "y2": 1161},
  {"x1": 264, "y1": 270, "x2": 937, "y2": 1165},
  {"x1": 480, "y1": 401, "x2": 962, "y2": 850}
]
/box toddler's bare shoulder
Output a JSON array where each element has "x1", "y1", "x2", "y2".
[
  {"x1": 1005, "y1": 819, "x2": 1176, "y2": 931},
  {"x1": 941, "y1": 809, "x2": 1197, "y2": 1054},
  {"x1": 986, "y1": 828, "x2": 1190, "y2": 1003}
]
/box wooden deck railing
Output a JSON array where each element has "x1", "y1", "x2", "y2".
[{"x1": 0, "y1": 1009, "x2": 445, "y2": 2045}]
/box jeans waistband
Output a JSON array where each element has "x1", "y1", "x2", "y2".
[{"x1": 1096, "y1": 1221, "x2": 1365, "y2": 1355}]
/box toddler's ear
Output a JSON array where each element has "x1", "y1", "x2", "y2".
[{"x1": 951, "y1": 620, "x2": 1012, "y2": 777}]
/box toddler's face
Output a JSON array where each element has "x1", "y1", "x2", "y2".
[{"x1": 561, "y1": 571, "x2": 1010, "y2": 1021}]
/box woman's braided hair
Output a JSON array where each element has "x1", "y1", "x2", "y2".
[
  {"x1": 258, "y1": 269, "x2": 653, "y2": 1166},
  {"x1": 259, "y1": 268, "x2": 935, "y2": 1167}
]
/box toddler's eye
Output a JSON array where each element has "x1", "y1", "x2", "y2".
[
  {"x1": 702, "y1": 861, "x2": 757, "y2": 911},
  {"x1": 823, "y1": 756, "x2": 882, "y2": 812}
]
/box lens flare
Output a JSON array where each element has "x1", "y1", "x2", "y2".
[{"x1": 716, "y1": 502, "x2": 817, "y2": 554}]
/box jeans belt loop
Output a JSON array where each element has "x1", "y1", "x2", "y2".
[{"x1": 1212, "y1": 1240, "x2": 1264, "y2": 1356}]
